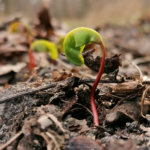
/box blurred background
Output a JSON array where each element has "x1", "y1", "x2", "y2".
[{"x1": 1, "y1": 0, "x2": 150, "y2": 28}]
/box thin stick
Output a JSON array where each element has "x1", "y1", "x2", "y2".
[
  {"x1": 111, "y1": 94, "x2": 137, "y2": 112},
  {"x1": 39, "y1": 132, "x2": 52, "y2": 150},
  {"x1": 0, "y1": 130, "x2": 23, "y2": 150},
  {"x1": 46, "y1": 132, "x2": 60, "y2": 150},
  {"x1": 59, "y1": 98, "x2": 92, "y2": 115},
  {"x1": 125, "y1": 60, "x2": 143, "y2": 83},
  {"x1": 0, "y1": 82, "x2": 57, "y2": 104},
  {"x1": 141, "y1": 86, "x2": 149, "y2": 118},
  {"x1": 46, "y1": 114, "x2": 65, "y2": 133},
  {"x1": 75, "y1": 103, "x2": 93, "y2": 115}
]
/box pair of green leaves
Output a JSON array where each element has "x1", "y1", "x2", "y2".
[
  {"x1": 63, "y1": 27, "x2": 104, "y2": 66},
  {"x1": 31, "y1": 40, "x2": 58, "y2": 60},
  {"x1": 31, "y1": 35, "x2": 65, "y2": 61}
]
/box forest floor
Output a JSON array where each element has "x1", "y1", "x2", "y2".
[{"x1": 1, "y1": 9, "x2": 150, "y2": 150}]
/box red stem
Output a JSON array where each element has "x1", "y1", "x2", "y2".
[
  {"x1": 50, "y1": 59, "x2": 55, "y2": 65},
  {"x1": 29, "y1": 49, "x2": 35, "y2": 71},
  {"x1": 28, "y1": 38, "x2": 35, "y2": 72},
  {"x1": 90, "y1": 41, "x2": 106, "y2": 126}
]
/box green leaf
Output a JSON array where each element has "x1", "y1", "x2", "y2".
[
  {"x1": 63, "y1": 27, "x2": 103, "y2": 66},
  {"x1": 31, "y1": 40, "x2": 58, "y2": 60},
  {"x1": 8, "y1": 22, "x2": 20, "y2": 33}
]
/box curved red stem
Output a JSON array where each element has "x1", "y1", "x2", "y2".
[{"x1": 90, "y1": 42, "x2": 106, "y2": 126}]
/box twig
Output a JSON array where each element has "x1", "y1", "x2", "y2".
[
  {"x1": 131, "y1": 62, "x2": 143, "y2": 83},
  {"x1": 39, "y1": 132, "x2": 52, "y2": 150},
  {"x1": 100, "y1": 89, "x2": 122, "y2": 99},
  {"x1": 46, "y1": 114, "x2": 65, "y2": 133},
  {"x1": 25, "y1": 70, "x2": 38, "y2": 82},
  {"x1": 0, "y1": 82, "x2": 57, "y2": 104},
  {"x1": 0, "y1": 130, "x2": 23, "y2": 150},
  {"x1": 80, "y1": 69, "x2": 124, "y2": 83},
  {"x1": 46, "y1": 132, "x2": 60, "y2": 150},
  {"x1": 142, "y1": 81, "x2": 150, "y2": 85},
  {"x1": 0, "y1": 76, "x2": 124, "y2": 104},
  {"x1": 125, "y1": 60, "x2": 143, "y2": 83},
  {"x1": 111, "y1": 94, "x2": 138, "y2": 112},
  {"x1": 132, "y1": 56, "x2": 150, "y2": 65},
  {"x1": 75, "y1": 103, "x2": 93, "y2": 115},
  {"x1": 81, "y1": 78, "x2": 119, "y2": 83},
  {"x1": 141, "y1": 86, "x2": 150, "y2": 118}
]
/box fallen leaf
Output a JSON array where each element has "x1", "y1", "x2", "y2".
[
  {"x1": 0, "y1": 43, "x2": 27, "y2": 54},
  {"x1": 52, "y1": 70, "x2": 73, "y2": 82},
  {"x1": 0, "y1": 62, "x2": 26, "y2": 76},
  {"x1": 105, "y1": 97, "x2": 150, "y2": 125}
]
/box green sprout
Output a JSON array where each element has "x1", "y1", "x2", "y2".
[
  {"x1": 30, "y1": 39, "x2": 58, "y2": 69},
  {"x1": 63, "y1": 27, "x2": 106, "y2": 126},
  {"x1": 8, "y1": 21, "x2": 33, "y2": 36},
  {"x1": 31, "y1": 40, "x2": 58, "y2": 61},
  {"x1": 8, "y1": 21, "x2": 36, "y2": 71}
]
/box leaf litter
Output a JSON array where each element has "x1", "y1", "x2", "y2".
[{"x1": 1, "y1": 6, "x2": 150, "y2": 150}]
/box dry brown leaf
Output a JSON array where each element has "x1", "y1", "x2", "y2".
[
  {"x1": 0, "y1": 62, "x2": 26, "y2": 76},
  {"x1": 52, "y1": 70, "x2": 73, "y2": 82},
  {"x1": 0, "y1": 43, "x2": 27, "y2": 54}
]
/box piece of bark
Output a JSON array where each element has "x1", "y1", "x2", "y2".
[
  {"x1": 83, "y1": 50, "x2": 122, "y2": 73},
  {"x1": 112, "y1": 81, "x2": 145, "y2": 96}
]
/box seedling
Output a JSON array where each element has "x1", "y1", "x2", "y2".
[
  {"x1": 8, "y1": 21, "x2": 33, "y2": 36},
  {"x1": 63, "y1": 27, "x2": 106, "y2": 126},
  {"x1": 8, "y1": 22, "x2": 63, "y2": 71},
  {"x1": 30, "y1": 40, "x2": 58, "y2": 70},
  {"x1": 8, "y1": 21, "x2": 36, "y2": 71}
]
